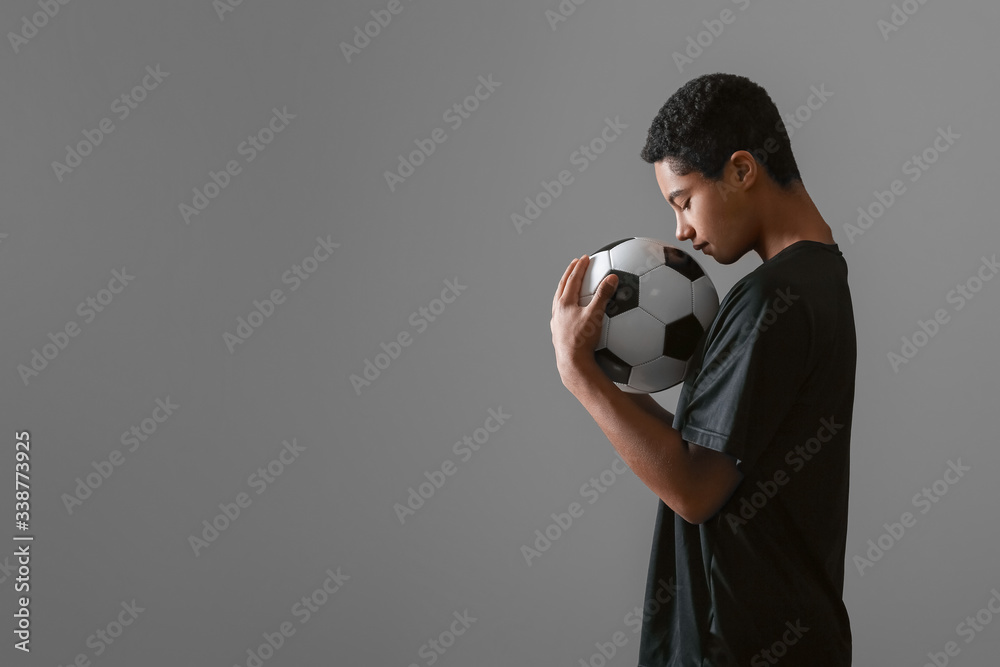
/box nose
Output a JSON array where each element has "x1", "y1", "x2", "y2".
[{"x1": 675, "y1": 217, "x2": 695, "y2": 243}]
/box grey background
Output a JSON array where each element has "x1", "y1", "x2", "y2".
[{"x1": 2, "y1": 0, "x2": 999, "y2": 665}]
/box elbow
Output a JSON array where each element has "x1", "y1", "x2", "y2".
[
  {"x1": 669, "y1": 494, "x2": 717, "y2": 526},
  {"x1": 684, "y1": 510, "x2": 718, "y2": 526},
  {"x1": 678, "y1": 506, "x2": 713, "y2": 526},
  {"x1": 669, "y1": 442, "x2": 742, "y2": 525},
  {"x1": 671, "y1": 488, "x2": 728, "y2": 525}
]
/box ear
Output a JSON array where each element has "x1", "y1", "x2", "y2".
[{"x1": 729, "y1": 150, "x2": 756, "y2": 188}]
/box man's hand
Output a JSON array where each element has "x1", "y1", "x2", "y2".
[{"x1": 550, "y1": 254, "x2": 619, "y2": 388}]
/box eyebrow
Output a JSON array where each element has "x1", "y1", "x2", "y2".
[{"x1": 668, "y1": 188, "x2": 689, "y2": 206}]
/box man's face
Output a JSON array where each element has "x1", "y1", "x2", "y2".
[{"x1": 653, "y1": 159, "x2": 751, "y2": 265}]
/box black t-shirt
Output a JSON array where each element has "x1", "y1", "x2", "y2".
[{"x1": 637, "y1": 240, "x2": 856, "y2": 667}]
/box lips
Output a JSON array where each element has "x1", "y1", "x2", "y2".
[{"x1": 693, "y1": 243, "x2": 707, "y2": 251}]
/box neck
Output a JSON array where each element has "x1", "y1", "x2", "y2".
[{"x1": 753, "y1": 183, "x2": 834, "y2": 262}]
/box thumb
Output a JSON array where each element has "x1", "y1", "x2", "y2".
[{"x1": 596, "y1": 273, "x2": 619, "y2": 306}]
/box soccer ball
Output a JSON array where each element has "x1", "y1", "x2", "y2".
[{"x1": 578, "y1": 237, "x2": 720, "y2": 393}]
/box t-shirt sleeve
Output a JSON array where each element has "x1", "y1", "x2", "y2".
[{"x1": 673, "y1": 279, "x2": 812, "y2": 475}]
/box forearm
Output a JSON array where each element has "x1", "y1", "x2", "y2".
[
  {"x1": 563, "y1": 360, "x2": 697, "y2": 521},
  {"x1": 625, "y1": 393, "x2": 676, "y2": 426}
]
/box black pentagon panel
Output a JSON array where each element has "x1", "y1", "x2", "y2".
[
  {"x1": 594, "y1": 348, "x2": 632, "y2": 384},
  {"x1": 605, "y1": 270, "x2": 640, "y2": 317},
  {"x1": 663, "y1": 313, "x2": 705, "y2": 360},
  {"x1": 663, "y1": 246, "x2": 704, "y2": 282},
  {"x1": 594, "y1": 237, "x2": 636, "y2": 254}
]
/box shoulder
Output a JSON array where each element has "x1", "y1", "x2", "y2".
[
  {"x1": 717, "y1": 270, "x2": 805, "y2": 329},
  {"x1": 706, "y1": 267, "x2": 813, "y2": 356},
  {"x1": 725, "y1": 243, "x2": 845, "y2": 315}
]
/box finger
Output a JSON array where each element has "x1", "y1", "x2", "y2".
[
  {"x1": 553, "y1": 258, "x2": 579, "y2": 307},
  {"x1": 562, "y1": 254, "x2": 589, "y2": 303},
  {"x1": 577, "y1": 275, "x2": 616, "y2": 344}
]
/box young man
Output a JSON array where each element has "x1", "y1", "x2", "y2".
[{"x1": 550, "y1": 73, "x2": 856, "y2": 666}]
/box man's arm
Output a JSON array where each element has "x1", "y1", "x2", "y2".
[
  {"x1": 624, "y1": 393, "x2": 676, "y2": 426},
  {"x1": 564, "y1": 361, "x2": 743, "y2": 525},
  {"x1": 549, "y1": 254, "x2": 742, "y2": 524}
]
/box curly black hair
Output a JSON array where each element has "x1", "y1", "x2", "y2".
[{"x1": 640, "y1": 73, "x2": 802, "y2": 190}]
